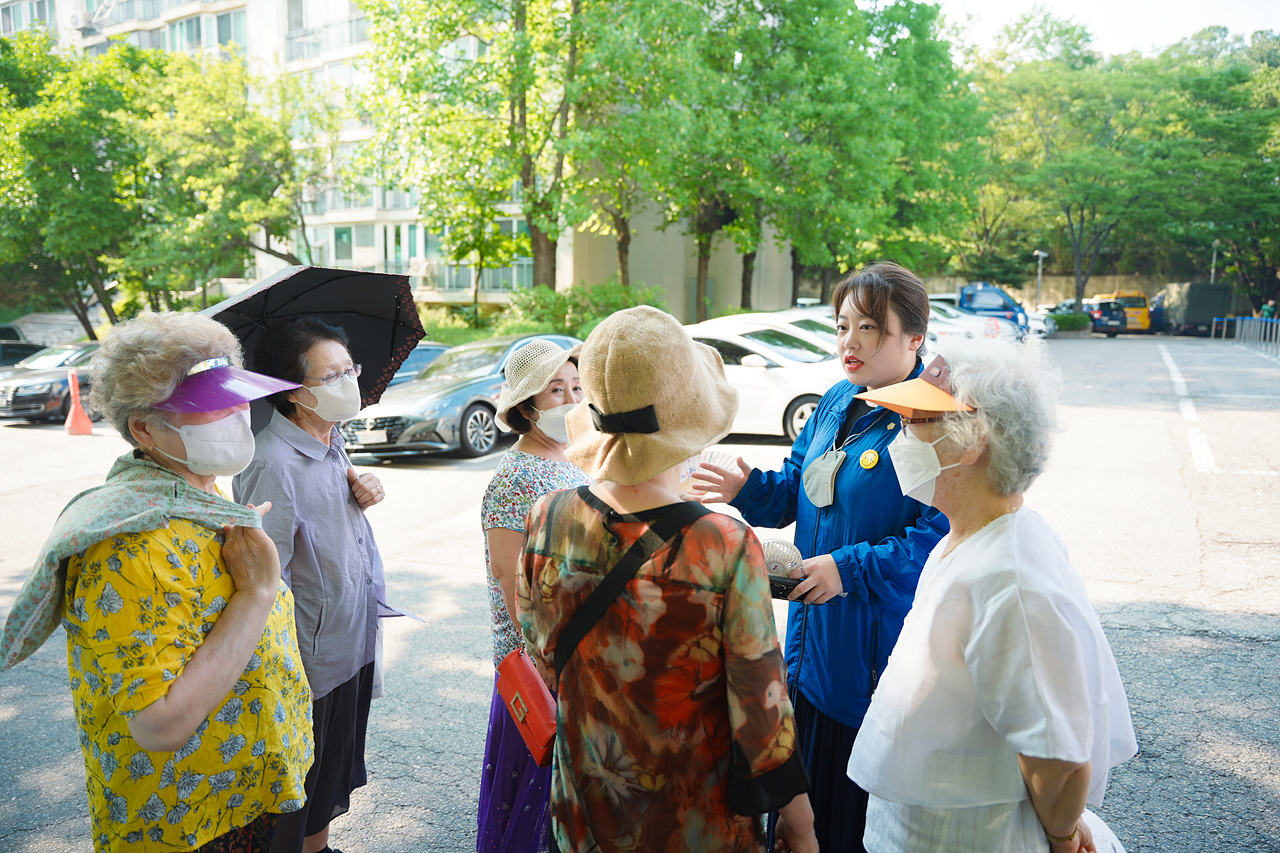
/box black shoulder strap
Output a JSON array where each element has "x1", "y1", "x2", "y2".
[{"x1": 554, "y1": 490, "x2": 711, "y2": 682}]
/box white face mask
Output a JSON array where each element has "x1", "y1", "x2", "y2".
[
  {"x1": 154, "y1": 409, "x2": 256, "y2": 477},
  {"x1": 531, "y1": 403, "x2": 576, "y2": 444},
  {"x1": 887, "y1": 426, "x2": 960, "y2": 506},
  {"x1": 297, "y1": 374, "x2": 362, "y2": 423}
]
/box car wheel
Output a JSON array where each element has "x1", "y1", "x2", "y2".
[
  {"x1": 49, "y1": 393, "x2": 71, "y2": 422},
  {"x1": 1106, "y1": 331, "x2": 1119, "y2": 338},
  {"x1": 459, "y1": 404, "x2": 498, "y2": 457},
  {"x1": 784, "y1": 395, "x2": 820, "y2": 442}
]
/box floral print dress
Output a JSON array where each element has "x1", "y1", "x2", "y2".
[
  {"x1": 518, "y1": 487, "x2": 808, "y2": 853},
  {"x1": 477, "y1": 449, "x2": 590, "y2": 853},
  {"x1": 63, "y1": 519, "x2": 313, "y2": 852},
  {"x1": 481, "y1": 450, "x2": 591, "y2": 667}
]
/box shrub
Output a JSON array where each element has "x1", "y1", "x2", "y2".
[
  {"x1": 1053, "y1": 312, "x2": 1091, "y2": 331},
  {"x1": 506, "y1": 278, "x2": 666, "y2": 339},
  {"x1": 417, "y1": 306, "x2": 492, "y2": 346}
]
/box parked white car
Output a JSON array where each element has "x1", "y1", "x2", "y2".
[
  {"x1": 772, "y1": 303, "x2": 1002, "y2": 345},
  {"x1": 1028, "y1": 311, "x2": 1058, "y2": 337},
  {"x1": 685, "y1": 320, "x2": 844, "y2": 440},
  {"x1": 694, "y1": 311, "x2": 838, "y2": 352}
]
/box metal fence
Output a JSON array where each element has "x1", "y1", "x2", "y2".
[{"x1": 1234, "y1": 317, "x2": 1280, "y2": 359}]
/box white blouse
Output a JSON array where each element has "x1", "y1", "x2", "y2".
[{"x1": 848, "y1": 509, "x2": 1137, "y2": 848}]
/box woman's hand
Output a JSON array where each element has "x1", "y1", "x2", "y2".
[
  {"x1": 221, "y1": 503, "x2": 280, "y2": 600},
  {"x1": 691, "y1": 456, "x2": 752, "y2": 504},
  {"x1": 347, "y1": 467, "x2": 385, "y2": 510},
  {"x1": 774, "y1": 792, "x2": 818, "y2": 853},
  {"x1": 791, "y1": 554, "x2": 843, "y2": 604}
]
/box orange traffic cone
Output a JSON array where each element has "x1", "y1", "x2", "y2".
[{"x1": 65, "y1": 369, "x2": 93, "y2": 435}]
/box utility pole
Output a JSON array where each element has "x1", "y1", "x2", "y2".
[
  {"x1": 1033, "y1": 250, "x2": 1049, "y2": 306},
  {"x1": 1210, "y1": 239, "x2": 1221, "y2": 284}
]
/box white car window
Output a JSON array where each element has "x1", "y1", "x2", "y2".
[{"x1": 740, "y1": 329, "x2": 832, "y2": 363}]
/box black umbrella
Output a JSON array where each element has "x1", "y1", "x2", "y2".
[{"x1": 204, "y1": 266, "x2": 426, "y2": 425}]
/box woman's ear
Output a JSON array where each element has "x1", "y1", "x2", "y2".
[
  {"x1": 958, "y1": 434, "x2": 988, "y2": 466},
  {"x1": 128, "y1": 413, "x2": 155, "y2": 448},
  {"x1": 907, "y1": 333, "x2": 925, "y2": 353}
]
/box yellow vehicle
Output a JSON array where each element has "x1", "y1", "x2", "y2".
[{"x1": 1095, "y1": 290, "x2": 1150, "y2": 332}]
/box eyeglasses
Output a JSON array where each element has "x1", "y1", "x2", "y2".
[
  {"x1": 305, "y1": 364, "x2": 362, "y2": 387},
  {"x1": 900, "y1": 415, "x2": 944, "y2": 426}
]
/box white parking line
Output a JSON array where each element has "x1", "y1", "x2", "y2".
[
  {"x1": 1190, "y1": 394, "x2": 1280, "y2": 400},
  {"x1": 1159, "y1": 344, "x2": 1219, "y2": 474}
]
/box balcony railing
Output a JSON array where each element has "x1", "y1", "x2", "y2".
[
  {"x1": 380, "y1": 188, "x2": 417, "y2": 210},
  {"x1": 285, "y1": 27, "x2": 321, "y2": 61},
  {"x1": 419, "y1": 259, "x2": 533, "y2": 292},
  {"x1": 324, "y1": 14, "x2": 367, "y2": 50},
  {"x1": 328, "y1": 187, "x2": 373, "y2": 210}
]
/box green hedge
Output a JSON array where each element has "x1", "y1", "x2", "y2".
[{"x1": 1052, "y1": 312, "x2": 1091, "y2": 331}]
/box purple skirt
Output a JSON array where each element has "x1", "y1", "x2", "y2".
[{"x1": 477, "y1": 675, "x2": 553, "y2": 853}]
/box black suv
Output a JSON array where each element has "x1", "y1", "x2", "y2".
[{"x1": 1083, "y1": 300, "x2": 1128, "y2": 337}]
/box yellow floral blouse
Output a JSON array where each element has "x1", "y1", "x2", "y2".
[{"x1": 63, "y1": 519, "x2": 313, "y2": 852}]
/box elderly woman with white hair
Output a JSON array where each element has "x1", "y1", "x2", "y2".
[
  {"x1": 1, "y1": 312, "x2": 314, "y2": 853},
  {"x1": 846, "y1": 337, "x2": 1138, "y2": 853}
]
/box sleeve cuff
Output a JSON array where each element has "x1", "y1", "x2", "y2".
[{"x1": 727, "y1": 744, "x2": 810, "y2": 816}]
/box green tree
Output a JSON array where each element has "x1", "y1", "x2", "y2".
[
  {"x1": 862, "y1": 1, "x2": 985, "y2": 275},
  {"x1": 570, "y1": 1, "x2": 694, "y2": 289},
  {"x1": 1168, "y1": 41, "x2": 1280, "y2": 309},
  {"x1": 361, "y1": 0, "x2": 591, "y2": 288},
  {"x1": 0, "y1": 35, "x2": 157, "y2": 330},
  {"x1": 982, "y1": 14, "x2": 1175, "y2": 309},
  {"x1": 115, "y1": 52, "x2": 339, "y2": 308}
]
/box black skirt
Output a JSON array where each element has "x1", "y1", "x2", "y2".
[
  {"x1": 269, "y1": 661, "x2": 375, "y2": 852},
  {"x1": 768, "y1": 687, "x2": 870, "y2": 853}
]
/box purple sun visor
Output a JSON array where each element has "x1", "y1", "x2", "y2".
[{"x1": 153, "y1": 357, "x2": 300, "y2": 413}]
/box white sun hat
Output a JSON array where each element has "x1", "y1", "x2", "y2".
[{"x1": 494, "y1": 339, "x2": 582, "y2": 431}]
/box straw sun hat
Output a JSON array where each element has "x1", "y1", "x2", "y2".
[
  {"x1": 565, "y1": 306, "x2": 738, "y2": 485},
  {"x1": 495, "y1": 339, "x2": 583, "y2": 431}
]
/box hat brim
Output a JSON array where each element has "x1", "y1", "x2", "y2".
[
  {"x1": 495, "y1": 343, "x2": 583, "y2": 431},
  {"x1": 566, "y1": 342, "x2": 737, "y2": 485},
  {"x1": 153, "y1": 365, "x2": 301, "y2": 413},
  {"x1": 854, "y1": 378, "x2": 975, "y2": 418}
]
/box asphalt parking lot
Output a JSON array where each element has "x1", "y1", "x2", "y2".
[{"x1": 1, "y1": 333, "x2": 1277, "y2": 852}]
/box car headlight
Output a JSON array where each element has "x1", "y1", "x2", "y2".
[{"x1": 16, "y1": 383, "x2": 53, "y2": 395}]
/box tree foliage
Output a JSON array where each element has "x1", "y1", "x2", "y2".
[{"x1": 0, "y1": 33, "x2": 337, "y2": 333}]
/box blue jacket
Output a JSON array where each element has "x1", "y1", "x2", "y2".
[{"x1": 730, "y1": 370, "x2": 948, "y2": 728}]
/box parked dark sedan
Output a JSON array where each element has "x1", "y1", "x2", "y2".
[
  {"x1": 1084, "y1": 300, "x2": 1128, "y2": 337},
  {"x1": 339, "y1": 333, "x2": 581, "y2": 458},
  {"x1": 0, "y1": 344, "x2": 99, "y2": 421}
]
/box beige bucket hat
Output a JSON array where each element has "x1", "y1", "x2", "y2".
[
  {"x1": 495, "y1": 339, "x2": 583, "y2": 431},
  {"x1": 566, "y1": 306, "x2": 738, "y2": 485}
]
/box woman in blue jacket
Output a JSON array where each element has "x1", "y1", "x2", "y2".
[{"x1": 696, "y1": 262, "x2": 948, "y2": 853}]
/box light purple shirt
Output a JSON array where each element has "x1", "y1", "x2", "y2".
[{"x1": 234, "y1": 408, "x2": 385, "y2": 700}]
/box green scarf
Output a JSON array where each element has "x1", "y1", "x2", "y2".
[{"x1": 1, "y1": 451, "x2": 261, "y2": 671}]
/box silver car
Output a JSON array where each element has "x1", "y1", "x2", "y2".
[{"x1": 339, "y1": 333, "x2": 581, "y2": 458}]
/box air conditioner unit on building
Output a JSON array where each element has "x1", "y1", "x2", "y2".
[{"x1": 408, "y1": 258, "x2": 427, "y2": 277}]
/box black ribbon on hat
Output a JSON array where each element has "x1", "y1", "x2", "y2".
[{"x1": 589, "y1": 403, "x2": 660, "y2": 434}]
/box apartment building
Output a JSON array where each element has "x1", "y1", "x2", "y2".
[{"x1": 5, "y1": 3, "x2": 795, "y2": 318}]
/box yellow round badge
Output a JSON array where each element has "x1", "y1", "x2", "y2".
[{"x1": 859, "y1": 449, "x2": 879, "y2": 470}]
